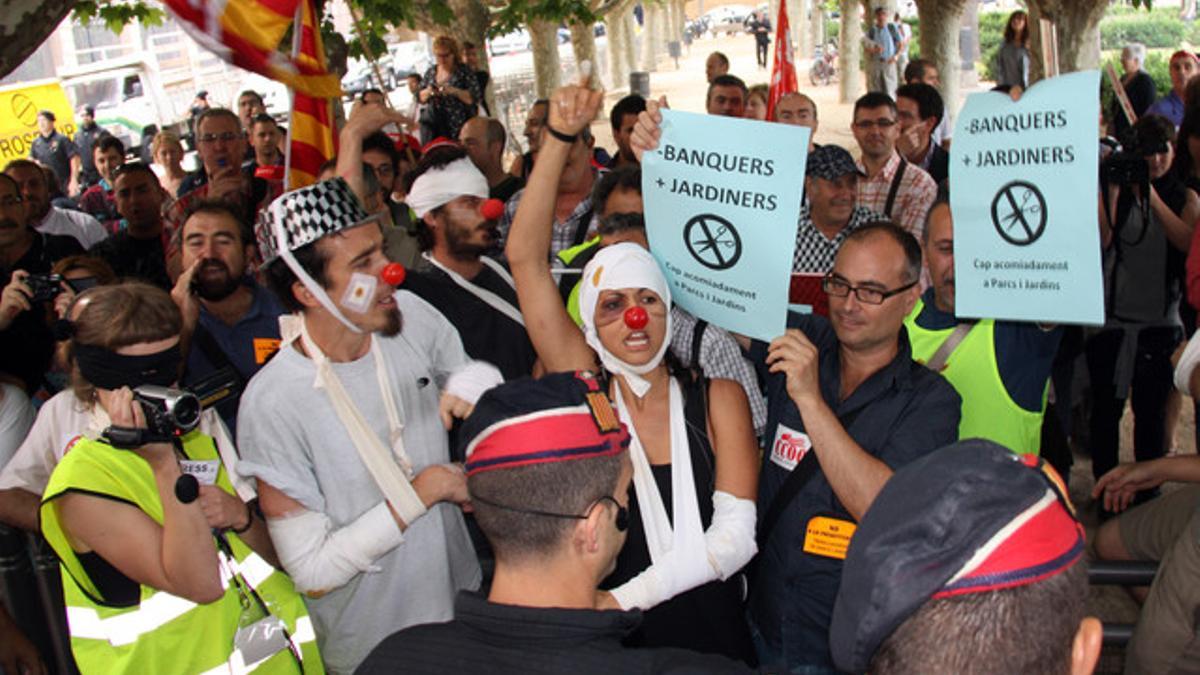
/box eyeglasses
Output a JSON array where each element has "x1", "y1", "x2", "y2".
[
  {"x1": 853, "y1": 118, "x2": 897, "y2": 130},
  {"x1": 822, "y1": 274, "x2": 917, "y2": 305},
  {"x1": 471, "y1": 493, "x2": 629, "y2": 532},
  {"x1": 198, "y1": 132, "x2": 242, "y2": 144}
]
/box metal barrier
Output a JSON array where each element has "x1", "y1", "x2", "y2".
[{"x1": 1088, "y1": 560, "x2": 1159, "y2": 647}]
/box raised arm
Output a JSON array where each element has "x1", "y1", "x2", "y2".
[
  {"x1": 337, "y1": 102, "x2": 409, "y2": 203},
  {"x1": 505, "y1": 81, "x2": 605, "y2": 373}
]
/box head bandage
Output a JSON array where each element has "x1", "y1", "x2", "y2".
[
  {"x1": 407, "y1": 157, "x2": 489, "y2": 218},
  {"x1": 579, "y1": 243, "x2": 672, "y2": 398}
]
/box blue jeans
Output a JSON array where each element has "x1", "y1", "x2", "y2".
[{"x1": 747, "y1": 615, "x2": 839, "y2": 675}]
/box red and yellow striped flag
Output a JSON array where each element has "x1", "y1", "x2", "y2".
[
  {"x1": 286, "y1": 0, "x2": 337, "y2": 189},
  {"x1": 161, "y1": 0, "x2": 341, "y2": 99}
]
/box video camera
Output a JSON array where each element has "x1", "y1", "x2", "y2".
[{"x1": 1101, "y1": 126, "x2": 1169, "y2": 186}]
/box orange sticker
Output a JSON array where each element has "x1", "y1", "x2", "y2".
[
  {"x1": 802, "y1": 515, "x2": 857, "y2": 560},
  {"x1": 253, "y1": 338, "x2": 281, "y2": 365}
]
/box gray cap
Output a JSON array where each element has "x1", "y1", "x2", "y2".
[{"x1": 806, "y1": 145, "x2": 865, "y2": 181}]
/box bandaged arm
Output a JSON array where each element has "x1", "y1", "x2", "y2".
[
  {"x1": 267, "y1": 502, "x2": 404, "y2": 595},
  {"x1": 609, "y1": 490, "x2": 757, "y2": 611}
]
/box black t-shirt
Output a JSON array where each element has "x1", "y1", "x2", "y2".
[
  {"x1": 90, "y1": 231, "x2": 171, "y2": 290},
  {"x1": 0, "y1": 231, "x2": 84, "y2": 392},
  {"x1": 490, "y1": 175, "x2": 524, "y2": 204},
  {"x1": 403, "y1": 261, "x2": 537, "y2": 380}
]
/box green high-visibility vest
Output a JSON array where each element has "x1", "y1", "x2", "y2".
[
  {"x1": 904, "y1": 298, "x2": 1046, "y2": 456},
  {"x1": 41, "y1": 431, "x2": 323, "y2": 674},
  {"x1": 558, "y1": 236, "x2": 601, "y2": 326}
]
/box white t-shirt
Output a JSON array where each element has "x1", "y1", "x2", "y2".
[
  {"x1": 36, "y1": 207, "x2": 108, "y2": 250},
  {"x1": 0, "y1": 384, "x2": 35, "y2": 472},
  {"x1": 236, "y1": 291, "x2": 480, "y2": 674}
]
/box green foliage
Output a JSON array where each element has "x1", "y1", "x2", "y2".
[
  {"x1": 72, "y1": 1, "x2": 164, "y2": 34},
  {"x1": 1100, "y1": 10, "x2": 1197, "y2": 50},
  {"x1": 490, "y1": 0, "x2": 598, "y2": 37}
]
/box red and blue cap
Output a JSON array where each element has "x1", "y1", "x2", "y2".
[
  {"x1": 460, "y1": 371, "x2": 629, "y2": 476},
  {"x1": 830, "y1": 439, "x2": 1085, "y2": 673}
]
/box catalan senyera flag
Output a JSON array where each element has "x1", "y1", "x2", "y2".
[
  {"x1": 286, "y1": 0, "x2": 337, "y2": 189},
  {"x1": 160, "y1": 0, "x2": 341, "y2": 99},
  {"x1": 766, "y1": 0, "x2": 799, "y2": 121}
]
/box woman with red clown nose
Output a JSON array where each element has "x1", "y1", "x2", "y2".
[{"x1": 505, "y1": 75, "x2": 760, "y2": 665}]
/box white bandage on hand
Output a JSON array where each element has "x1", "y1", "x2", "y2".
[
  {"x1": 267, "y1": 502, "x2": 404, "y2": 594},
  {"x1": 445, "y1": 361, "x2": 504, "y2": 405},
  {"x1": 703, "y1": 490, "x2": 757, "y2": 580},
  {"x1": 609, "y1": 491, "x2": 757, "y2": 610}
]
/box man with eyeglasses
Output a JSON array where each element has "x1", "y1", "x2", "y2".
[
  {"x1": 746, "y1": 221, "x2": 961, "y2": 672},
  {"x1": 851, "y1": 92, "x2": 937, "y2": 240},
  {"x1": 357, "y1": 372, "x2": 750, "y2": 674},
  {"x1": 166, "y1": 108, "x2": 284, "y2": 273},
  {"x1": 904, "y1": 192, "x2": 1060, "y2": 458},
  {"x1": 792, "y1": 145, "x2": 882, "y2": 274}
]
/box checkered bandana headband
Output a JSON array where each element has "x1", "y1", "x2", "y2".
[{"x1": 257, "y1": 178, "x2": 379, "y2": 265}]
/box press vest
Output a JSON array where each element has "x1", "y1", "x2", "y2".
[
  {"x1": 557, "y1": 236, "x2": 601, "y2": 326},
  {"x1": 904, "y1": 298, "x2": 1045, "y2": 455},
  {"x1": 41, "y1": 431, "x2": 323, "y2": 674}
]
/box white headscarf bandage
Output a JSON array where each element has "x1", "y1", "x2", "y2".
[
  {"x1": 579, "y1": 243, "x2": 673, "y2": 398},
  {"x1": 406, "y1": 157, "x2": 489, "y2": 218}
]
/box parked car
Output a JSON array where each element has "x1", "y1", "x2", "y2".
[
  {"x1": 388, "y1": 41, "x2": 431, "y2": 79},
  {"x1": 489, "y1": 29, "x2": 532, "y2": 56},
  {"x1": 702, "y1": 5, "x2": 752, "y2": 36}
]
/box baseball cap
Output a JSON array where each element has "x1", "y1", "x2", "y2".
[
  {"x1": 829, "y1": 439, "x2": 1085, "y2": 674},
  {"x1": 806, "y1": 145, "x2": 865, "y2": 181},
  {"x1": 37, "y1": 110, "x2": 56, "y2": 122},
  {"x1": 459, "y1": 371, "x2": 630, "y2": 476}
]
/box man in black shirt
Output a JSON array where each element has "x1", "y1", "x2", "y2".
[
  {"x1": 357, "y1": 373, "x2": 749, "y2": 675},
  {"x1": 75, "y1": 106, "x2": 107, "y2": 189},
  {"x1": 89, "y1": 163, "x2": 171, "y2": 289},
  {"x1": 403, "y1": 146, "x2": 537, "y2": 380},
  {"x1": 29, "y1": 110, "x2": 80, "y2": 197},
  {"x1": 0, "y1": 173, "x2": 83, "y2": 392}
]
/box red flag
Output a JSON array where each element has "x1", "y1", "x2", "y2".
[
  {"x1": 160, "y1": 0, "x2": 341, "y2": 98},
  {"x1": 766, "y1": 1, "x2": 799, "y2": 121},
  {"x1": 286, "y1": 0, "x2": 337, "y2": 189}
]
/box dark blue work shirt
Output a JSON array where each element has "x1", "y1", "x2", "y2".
[
  {"x1": 748, "y1": 312, "x2": 961, "y2": 670},
  {"x1": 183, "y1": 281, "x2": 284, "y2": 436}
]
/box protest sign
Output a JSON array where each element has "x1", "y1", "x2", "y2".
[
  {"x1": 643, "y1": 110, "x2": 809, "y2": 341},
  {"x1": 950, "y1": 70, "x2": 1103, "y2": 325},
  {"x1": 0, "y1": 80, "x2": 77, "y2": 161}
]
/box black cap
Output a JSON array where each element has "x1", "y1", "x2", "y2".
[
  {"x1": 196, "y1": 90, "x2": 208, "y2": 99},
  {"x1": 82, "y1": 105, "x2": 95, "y2": 116},
  {"x1": 37, "y1": 110, "x2": 55, "y2": 122},
  {"x1": 829, "y1": 440, "x2": 1084, "y2": 673},
  {"x1": 806, "y1": 144, "x2": 864, "y2": 181}
]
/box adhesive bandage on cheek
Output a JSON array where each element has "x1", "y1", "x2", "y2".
[{"x1": 340, "y1": 272, "x2": 379, "y2": 315}]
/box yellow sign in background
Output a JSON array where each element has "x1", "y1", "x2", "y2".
[{"x1": 0, "y1": 80, "x2": 78, "y2": 161}]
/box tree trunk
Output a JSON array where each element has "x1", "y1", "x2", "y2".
[
  {"x1": 1025, "y1": 0, "x2": 1106, "y2": 79},
  {"x1": 641, "y1": 2, "x2": 661, "y2": 72},
  {"x1": 795, "y1": 0, "x2": 810, "y2": 63},
  {"x1": 0, "y1": 0, "x2": 74, "y2": 80},
  {"x1": 623, "y1": 6, "x2": 638, "y2": 77},
  {"x1": 916, "y1": 0, "x2": 969, "y2": 127},
  {"x1": 570, "y1": 22, "x2": 599, "y2": 86},
  {"x1": 607, "y1": 8, "x2": 628, "y2": 88},
  {"x1": 839, "y1": 0, "x2": 865, "y2": 103},
  {"x1": 1183, "y1": 0, "x2": 1197, "y2": 21},
  {"x1": 811, "y1": 3, "x2": 824, "y2": 54},
  {"x1": 529, "y1": 20, "x2": 562, "y2": 97}
]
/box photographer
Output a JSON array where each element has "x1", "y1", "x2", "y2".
[
  {"x1": 418, "y1": 36, "x2": 482, "y2": 144},
  {"x1": 0, "y1": 173, "x2": 83, "y2": 394},
  {"x1": 38, "y1": 282, "x2": 321, "y2": 673},
  {"x1": 1091, "y1": 114, "x2": 1200, "y2": 509}
]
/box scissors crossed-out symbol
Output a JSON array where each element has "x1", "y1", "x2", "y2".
[
  {"x1": 990, "y1": 180, "x2": 1047, "y2": 246},
  {"x1": 684, "y1": 214, "x2": 742, "y2": 270}
]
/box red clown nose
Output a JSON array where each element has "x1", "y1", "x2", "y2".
[
  {"x1": 381, "y1": 263, "x2": 407, "y2": 286},
  {"x1": 480, "y1": 198, "x2": 505, "y2": 221},
  {"x1": 623, "y1": 306, "x2": 649, "y2": 330}
]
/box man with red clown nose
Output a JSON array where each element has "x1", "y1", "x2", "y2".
[
  {"x1": 403, "y1": 145, "x2": 539, "y2": 381},
  {"x1": 236, "y1": 177, "x2": 503, "y2": 674}
]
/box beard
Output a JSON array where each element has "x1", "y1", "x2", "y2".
[
  {"x1": 444, "y1": 215, "x2": 497, "y2": 260},
  {"x1": 379, "y1": 306, "x2": 402, "y2": 337},
  {"x1": 192, "y1": 259, "x2": 242, "y2": 301}
]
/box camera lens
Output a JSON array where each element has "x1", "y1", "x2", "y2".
[{"x1": 171, "y1": 393, "x2": 201, "y2": 432}]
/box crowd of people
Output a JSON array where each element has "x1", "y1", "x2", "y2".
[{"x1": 0, "y1": 13, "x2": 1196, "y2": 675}]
